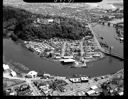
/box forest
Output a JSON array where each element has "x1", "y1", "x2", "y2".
[{"x1": 3, "y1": 6, "x2": 93, "y2": 41}]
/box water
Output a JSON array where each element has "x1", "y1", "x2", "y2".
[
  {"x1": 3, "y1": 25, "x2": 123, "y2": 77},
  {"x1": 92, "y1": 24, "x2": 123, "y2": 58}
]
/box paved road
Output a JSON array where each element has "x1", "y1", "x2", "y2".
[
  {"x1": 80, "y1": 40, "x2": 84, "y2": 57},
  {"x1": 26, "y1": 79, "x2": 41, "y2": 96}
]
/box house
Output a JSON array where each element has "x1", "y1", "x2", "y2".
[
  {"x1": 76, "y1": 91, "x2": 85, "y2": 96},
  {"x1": 3, "y1": 64, "x2": 10, "y2": 70},
  {"x1": 86, "y1": 90, "x2": 96, "y2": 96},
  {"x1": 39, "y1": 85, "x2": 48, "y2": 91},
  {"x1": 69, "y1": 78, "x2": 81, "y2": 83},
  {"x1": 43, "y1": 73, "x2": 51, "y2": 77},
  {"x1": 9, "y1": 92, "x2": 15, "y2": 96},
  {"x1": 27, "y1": 71, "x2": 38, "y2": 78},
  {"x1": 80, "y1": 77, "x2": 89, "y2": 82},
  {"x1": 62, "y1": 56, "x2": 74, "y2": 59},
  {"x1": 118, "y1": 92, "x2": 123, "y2": 96},
  {"x1": 54, "y1": 56, "x2": 61, "y2": 59},
  {"x1": 90, "y1": 85, "x2": 98, "y2": 90},
  {"x1": 10, "y1": 70, "x2": 17, "y2": 77},
  {"x1": 48, "y1": 19, "x2": 54, "y2": 23}
]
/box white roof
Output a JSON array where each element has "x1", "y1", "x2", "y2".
[
  {"x1": 28, "y1": 71, "x2": 38, "y2": 76},
  {"x1": 70, "y1": 78, "x2": 80, "y2": 82},
  {"x1": 10, "y1": 92, "x2": 15, "y2": 95},
  {"x1": 86, "y1": 90, "x2": 95, "y2": 95},
  {"x1": 48, "y1": 19, "x2": 54, "y2": 22},
  {"x1": 3, "y1": 64, "x2": 10, "y2": 70},
  {"x1": 119, "y1": 92, "x2": 123, "y2": 96},
  {"x1": 81, "y1": 77, "x2": 89, "y2": 80},
  {"x1": 63, "y1": 56, "x2": 74, "y2": 59},
  {"x1": 43, "y1": 73, "x2": 50, "y2": 77},
  {"x1": 63, "y1": 59, "x2": 75, "y2": 62},
  {"x1": 55, "y1": 56, "x2": 61, "y2": 59},
  {"x1": 90, "y1": 85, "x2": 98, "y2": 90},
  {"x1": 39, "y1": 85, "x2": 48, "y2": 89},
  {"x1": 11, "y1": 71, "x2": 17, "y2": 77}
]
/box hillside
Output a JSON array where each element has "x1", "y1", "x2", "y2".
[{"x1": 3, "y1": 6, "x2": 92, "y2": 41}]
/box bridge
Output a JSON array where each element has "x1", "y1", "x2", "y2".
[{"x1": 98, "y1": 21, "x2": 117, "y2": 27}]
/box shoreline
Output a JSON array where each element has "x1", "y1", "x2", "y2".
[{"x1": 3, "y1": 58, "x2": 124, "y2": 80}]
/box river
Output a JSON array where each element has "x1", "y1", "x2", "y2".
[{"x1": 3, "y1": 24, "x2": 124, "y2": 77}]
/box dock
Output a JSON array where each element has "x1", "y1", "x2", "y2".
[{"x1": 101, "y1": 50, "x2": 124, "y2": 61}]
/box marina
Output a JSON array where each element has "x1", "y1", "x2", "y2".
[{"x1": 3, "y1": 24, "x2": 123, "y2": 77}]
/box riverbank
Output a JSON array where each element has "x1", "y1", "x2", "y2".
[
  {"x1": 3, "y1": 62, "x2": 124, "y2": 96},
  {"x1": 18, "y1": 23, "x2": 105, "y2": 68}
]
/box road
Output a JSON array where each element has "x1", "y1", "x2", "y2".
[
  {"x1": 26, "y1": 79, "x2": 41, "y2": 96},
  {"x1": 58, "y1": 75, "x2": 112, "y2": 96},
  {"x1": 4, "y1": 75, "x2": 43, "y2": 96},
  {"x1": 80, "y1": 40, "x2": 84, "y2": 57},
  {"x1": 61, "y1": 42, "x2": 66, "y2": 57}
]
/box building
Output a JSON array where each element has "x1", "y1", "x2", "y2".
[
  {"x1": 10, "y1": 70, "x2": 17, "y2": 77},
  {"x1": 43, "y1": 73, "x2": 51, "y2": 77},
  {"x1": 60, "y1": 59, "x2": 76, "y2": 64},
  {"x1": 54, "y1": 56, "x2": 61, "y2": 59},
  {"x1": 62, "y1": 56, "x2": 74, "y2": 59},
  {"x1": 9, "y1": 92, "x2": 15, "y2": 96},
  {"x1": 80, "y1": 77, "x2": 89, "y2": 82},
  {"x1": 118, "y1": 92, "x2": 123, "y2": 96},
  {"x1": 27, "y1": 71, "x2": 38, "y2": 78},
  {"x1": 48, "y1": 19, "x2": 54, "y2": 23},
  {"x1": 90, "y1": 85, "x2": 98, "y2": 90},
  {"x1": 69, "y1": 78, "x2": 81, "y2": 83},
  {"x1": 3, "y1": 64, "x2": 10, "y2": 70},
  {"x1": 76, "y1": 91, "x2": 85, "y2": 96},
  {"x1": 86, "y1": 90, "x2": 96, "y2": 96}
]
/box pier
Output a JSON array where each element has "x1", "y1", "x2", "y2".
[{"x1": 101, "y1": 50, "x2": 124, "y2": 61}]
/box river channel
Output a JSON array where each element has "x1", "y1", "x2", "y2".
[{"x1": 3, "y1": 24, "x2": 124, "y2": 77}]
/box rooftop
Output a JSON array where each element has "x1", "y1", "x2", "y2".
[{"x1": 3, "y1": 64, "x2": 10, "y2": 70}]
